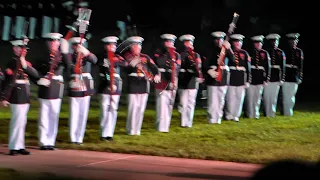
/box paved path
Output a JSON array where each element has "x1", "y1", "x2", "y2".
[{"x1": 0, "y1": 145, "x2": 263, "y2": 180}]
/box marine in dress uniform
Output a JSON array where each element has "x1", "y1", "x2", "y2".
[
  {"x1": 177, "y1": 34, "x2": 203, "y2": 128},
  {"x1": 98, "y1": 36, "x2": 127, "y2": 141},
  {"x1": 68, "y1": 37, "x2": 97, "y2": 145},
  {"x1": 0, "y1": 37, "x2": 39, "y2": 155},
  {"x1": 264, "y1": 33, "x2": 286, "y2": 117},
  {"x1": 225, "y1": 34, "x2": 251, "y2": 122},
  {"x1": 154, "y1": 34, "x2": 181, "y2": 132},
  {"x1": 202, "y1": 31, "x2": 233, "y2": 124},
  {"x1": 123, "y1": 36, "x2": 160, "y2": 135},
  {"x1": 245, "y1": 35, "x2": 271, "y2": 119},
  {"x1": 36, "y1": 33, "x2": 71, "y2": 150},
  {"x1": 282, "y1": 33, "x2": 304, "y2": 116}
]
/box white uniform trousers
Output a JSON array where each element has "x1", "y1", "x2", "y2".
[
  {"x1": 14, "y1": 16, "x2": 25, "y2": 38},
  {"x1": 38, "y1": 98, "x2": 62, "y2": 146},
  {"x1": 126, "y1": 93, "x2": 148, "y2": 135},
  {"x1": 2, "y1": 16, "x2": 11, "y2": 41},
  {"x1": 155, "y1": 90, "x2": 177, "y2": 132},
  {"x1": 69, "y1": 96, "x2": 91, "y2": 143},
  {"x1": 41, "y1": 16, "x2": 52, "y2": 38},
  {"x1": 245, "y1": 85, "x2": 264, "y2": 119},
  {"x1": 100, "y1": 94, "x2": 120, "y2": 138},
  {"x1": 207, "y1": 85, "x2": 228, "y2": 124},
  {"x1": 53, "y1": 17, "x2": 60, "y2": 33},
  {"x1": 263, "y1": 82, "x2": 281, "y2": 117},
  {"x1": 282, "y1": 82, "x2": 299, "y2": 116},
  {"x1": 28, "y1": 17, "x2": 37, "y2": 39},
  {"x1": 225, "y1": 86, "x2": 245, "y2": 121},
  {"x1": 178, "y1": 89, "x2": 198, "y2": 127},
  {"x1": 8, "y1": 104, "x2": 30, "y2": 150}
]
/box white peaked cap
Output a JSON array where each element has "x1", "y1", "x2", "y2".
[
  {"x1": 101, "y1": 36, "x2": 119, "y2": 43},
  {"x1": 160, "y1": 34, "x2": 177, "y2": 41},
  {"x1": 230, "y1": 34, "x2": 245, "y2": 41},
  {"x1": 179, "y1": 34, "x2": 195, "y2": 42},
  {"x1": 43, "y1": 33, "x2": 63, "y2": 40},
  {"x1": 266, "y1": 33, "x2": 281, "y2": 40},
  {"x1": 10, "y1": 39, "x2": 29, "y2": 46},
  {"x1": 62, "y1": 1, "x2": 74, "y2": 7},
  {"x1": 127, "y1": 36, "x2": 144, "y2": 43},
  {"x1": 251, "y1": 35, "x2": 265, "y2": 42},
  {"x1": 211, "y1": 31, "x2": 226, "y2": 38},
  {"x1": 78, "y1": 1, "x2": 89, "y2": 7},
  {"x1": 69, "y1": 37, "x2": 87, "y2": 44},
  {"x1": 286, "y1": 33, "x2": 300, "y2": 39}
]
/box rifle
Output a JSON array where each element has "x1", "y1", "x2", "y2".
[
  {"x1": 216, "y1": 13, "x2": 239, "y2": 82},
  {"x1": 168, "y1": 47, "x2": 177, "y2": 105},
  {"x1": 107, "y1": 50, "x2": 116, "y2": 111},
  {"x1": 70, "y1": 7, "x2": 92, "y2": 92}
]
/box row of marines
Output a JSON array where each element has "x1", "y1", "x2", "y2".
[{"x1": 0, "y1": 31, "x2": 303, "y2": 156}]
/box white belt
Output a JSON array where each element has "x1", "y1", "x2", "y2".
[
  {"x1": 251, "y1": 66, "x2": 265, "y2": 70},
  {"x1": 71, "y1": 73, "x2": 92, "y2": 79},
  {"x1": 158, "y1": 68, "x2": 168, "y2": 72},
  {"x1": 210, "y1": 65, "x2": 229, "y2": 71},
  {"x1": 44, "y1": 75, "x2": 64, "y2": 82},
  {"x1": 229, "y1": 66, "x2": 246, "y2": 71},
  {"x1": 15, "y1": 79, "x2": 29, "y2": 84},
  {"x1": 180, "y1": 69, "x2": 194, "y2": 73},
  {"x1": 129, "y1": 73, "x2": 145, "y2": 77},
  {"x1": 271, "y1": 65, "x2": 281, "y2": 69},
  {"x1": 285, "y1": 64, "x2": 298, "y2": 69},
  {"x1": 99, "y1": 73, "x2": 120, "y2": 78}
]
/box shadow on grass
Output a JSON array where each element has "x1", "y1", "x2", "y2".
[{"x1": 0, "y1": 168, "x2": 87, "y2": 180}]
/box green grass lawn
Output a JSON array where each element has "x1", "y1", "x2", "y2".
[{"x1": 1, "y1": 92, "x2": 320, "y2": 164}]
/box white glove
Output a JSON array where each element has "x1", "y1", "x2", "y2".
[
  {"x1": 280, "y1": 81, "x2": 284, "y2": 85},
  {"x1": 108, "y1": 84, "x2": 117, "y2": 93},
  {"x1": 196, "y1": 78, "x2": 204, "y2": 83},
  {"x1": 207, "y1": 69, "x2": 217, "y2": 78},
  {"x1": 77, "y1": 45, "x2": 90, "y2": 56},
  {"x1": 20, "y1": 57, "x2": 27, "y2": 69},
  {"x1": 154, "y1": 74, "x2": 161, "y2": 83},
  {"x1": 263, "y1": 81, "x2": 268, "y2": 86},
  {"x1": 245, "y1": 82, "x2": 250, "y2": 88},
  {"x1": 37, "y1": 78, "x2": 51, "y2": 87},
  {"x1": 60, "y1": 38, "x2": 69, "y2": 54},
  {"x1": 297, "y1": 79, "x2": 302, "y2": 85},
  {"x1": 222, "y1": 40, "x2": 231, "y2": 49},
  {"x1": 130, "y1": 60, "x2": 140, "y2": 67},
  {"x1": 69, "y1": 81, "x2": 79, "y2": 88},
  {"x1": 1, "y1": 100, "x2": 10, "y2": 107}
]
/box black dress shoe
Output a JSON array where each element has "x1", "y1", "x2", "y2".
[
  {"x1": 40, "y1": 146, "x2": 49, "y2": 150},
  {"x1": 9, "y1": 150, "x2": 19, "y2": 156},
  {"x1": 48, "y1": 146, "x2": 55, "y2": 150},
  {"x1": 100, "y1": 137, "x2": 107, "y2": 141},
  {"x1": 106, "y1": 137, "x2": 113, "y2": 142},
  {"x1": 19, "y1": 149, "x2": 31, "y2": 155}
]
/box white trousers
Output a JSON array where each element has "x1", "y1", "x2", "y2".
[
  {"x1": 126, "y1": 93, "x2": 148, "y2": 135},
  {"x1": 263, "y1": 82, "x2": 281, "y2": 117},
  {"x1": 225, "y1": 86, "x2": 245, "y2": 121},
  {"x1": 100, "y1": 94, "x2": 120, "y2": 138},
  {"x1": 69, "y1": 96, "x2": 91, "y2": 143},
  {"x1": 41, "y1": 16, "x2": 52, "y2": 37},
  {"x1": 2, "y1": 16, "x2": 11, "y2": 41},
  {"x1": 282, "y1": 82, "x2": 299, "y2": 116},
  {"x1": 38, "y1": 98, "x2": 62, "y2": 146},
  {"x1": 15, "y1": 16, "x2": 25, "y2": 38},
  {"x1": 178, "y1": 89, "x2": 198, "y2": 127},
  {"x1": 9, "y1": 104, "x2": 30, "y2": 150},
  {"x1": 207, "y1": 86, "x2": 228, "y2": 124},
  {"x1": 53, "y1": 17, "x2": 60, "y2": 33},
  {"x1": 155, "y1": 90, "x2": 176, "y2": 132},
  {"x1": 28, "y1": 17, "x2": 37, "y2": 39},
  {"x1": 246, "y1": 85, "x2": 264, "y2": 119}
]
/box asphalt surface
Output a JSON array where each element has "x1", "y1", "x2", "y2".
[{"x1": 0, "y1": 145, "x2": 262, "y2": 180}]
